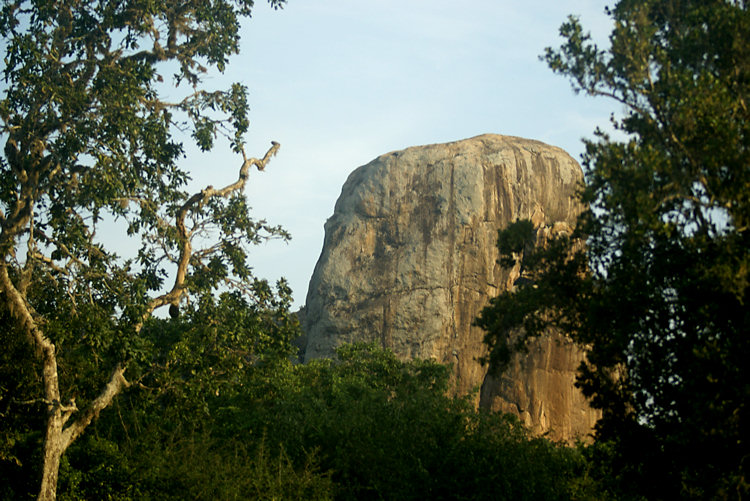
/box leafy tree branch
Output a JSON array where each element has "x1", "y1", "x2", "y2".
[{"x1": 0, "y1": 1, "x2": 288, "y2": 499}]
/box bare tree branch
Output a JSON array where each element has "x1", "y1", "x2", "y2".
[{"x1": 137, "y1": 141, "x2": 280, "y2": 331}]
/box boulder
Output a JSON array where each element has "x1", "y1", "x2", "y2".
[{"x1": 303, "y1": 134, "x2": 598, "y2": 442}]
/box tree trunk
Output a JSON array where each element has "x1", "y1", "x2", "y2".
[
  {"x1": 36, "y1": 339, "x2": 67, "y2": 501},
  {"x1": 0, "y1": 266, "x2": 130, "y2": 500},
  {"x1": 35, "y1": 363, "x2": 130, "y2": 500},
  {"x1": 38, "y1": 412, "x2": 64, "y2": 501}
]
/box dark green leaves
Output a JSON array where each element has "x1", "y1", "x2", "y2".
[
  {"x1": 0, "y1": 2, "x2": 290, "y2": 498},
  {"x1": 483, "y1": 2, "x2": 750, "y2": 499},
  {"x1": 496, "y1": 219, "x2": 535, "y2": 267}
]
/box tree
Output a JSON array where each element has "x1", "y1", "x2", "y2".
[
  {"x1": 51, "y1": 291, "x2": 327, "y2": 501},
  {"x1": 232, "y1": 343, "x2": 590, "y2": 501},
  {"x1": 0, "y1": 0, "x2": 287, "y2": 499},
  {"x1": 477, "y1": 1, "x2": 749, "y2": 499}
]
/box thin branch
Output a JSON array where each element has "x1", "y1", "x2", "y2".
[
  {"x1": 136, "y1": 141, "x2": 280, "y2": 331},
  {"x1": 60, "y1": 399, "x2": 77, "y2": 426},
  {"x1": 13, "y1": 398, "x2": 52, "y2": 406},
  {"x1": 60, "y1": 364, "x2": 130, "y2": 449},
  {"x1": 34, "y1": 229, "x2": 86, "y2": 271},
  {"x1": 29, "y1": 251, "x2": 70, "y2": 276}
]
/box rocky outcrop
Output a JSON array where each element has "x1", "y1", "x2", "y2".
[{"x1": 303, "y1": 134, "x2": 599, "y2": 442}]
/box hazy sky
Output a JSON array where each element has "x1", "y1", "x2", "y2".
[{"x1": 181, "y1": 1, "x2": 617, "y2": 309}]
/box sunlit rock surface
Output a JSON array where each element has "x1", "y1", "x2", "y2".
[{"x1": 303, "y1": 134, "x2": 599, "y2": 442}]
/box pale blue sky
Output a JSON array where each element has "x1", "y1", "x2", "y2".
[{"x1": 182, "y1": 1, "x2": 617, "y2": 309}]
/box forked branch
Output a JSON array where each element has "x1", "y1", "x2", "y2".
[{"x1": 138, "y1": 141, "x2": 280, "y2": 330}]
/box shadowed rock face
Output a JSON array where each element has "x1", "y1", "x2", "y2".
[{"x1": 303, "y1": 134, "x2": 599, "y2": 442}]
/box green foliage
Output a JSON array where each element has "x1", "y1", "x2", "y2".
[
  {"x1": 1, "y1": 277, "x2": 307, "y2": 499},
  {"x1": 0, "y1": 309, "x2": 44, "y2": 499},
  {"x1": 132, "y1": 282, "x2": 299, "y2": 410},
  {"x1": 496, "y1": 219, "x2": 536, "y2": 267},
  {"x1": 478, "y1": 1, "x2": 750, "y2": 499},
  {"x1": 229, "y1": 343, "x2": 589, "y2": 501},
  {"x1": 58, "y1": 433, "x2": 333, "y2": 501},
  {"x1": 0, "y1": 1, "x2": 290, "y2": 497},
  {"x1": 37, "y1": 341, "x2": 591, "y2": 500}
]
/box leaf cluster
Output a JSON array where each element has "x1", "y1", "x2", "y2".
[
  {"x1": 221, "y1": 343, "x2": 588, "y2": 501},
  {"x1": 38, "y1": 342, "x2": 590, "y2": 501},
  {"x1": 0, "y1": 3, "x2": 291, "y2": 497},
  {"x1": 479, "y1": 2, "x2": 750, "y2": 498},
  {"x1": 0, "y1": 0, "x2": 290, "y2": 335}
]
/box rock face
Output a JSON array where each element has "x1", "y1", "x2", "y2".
[{"x1": 303, "y1": 134, "x2": 599, "y2": 442}]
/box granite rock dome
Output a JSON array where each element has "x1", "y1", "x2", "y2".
[{"x1": 303, "y1": 134, "x2": 598, "y2": 441}]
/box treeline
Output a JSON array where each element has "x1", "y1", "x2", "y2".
[{"x1": 1, "y1": 299, "x2": 597, "y2": 500}]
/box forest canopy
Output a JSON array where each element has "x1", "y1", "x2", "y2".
[{"x1": 477, "y1": 1, "x2": 750, "y2": 499}]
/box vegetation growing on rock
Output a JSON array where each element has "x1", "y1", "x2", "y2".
[{"x1": 479, "y1": 1, "x2": 750, "y2": 498}]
